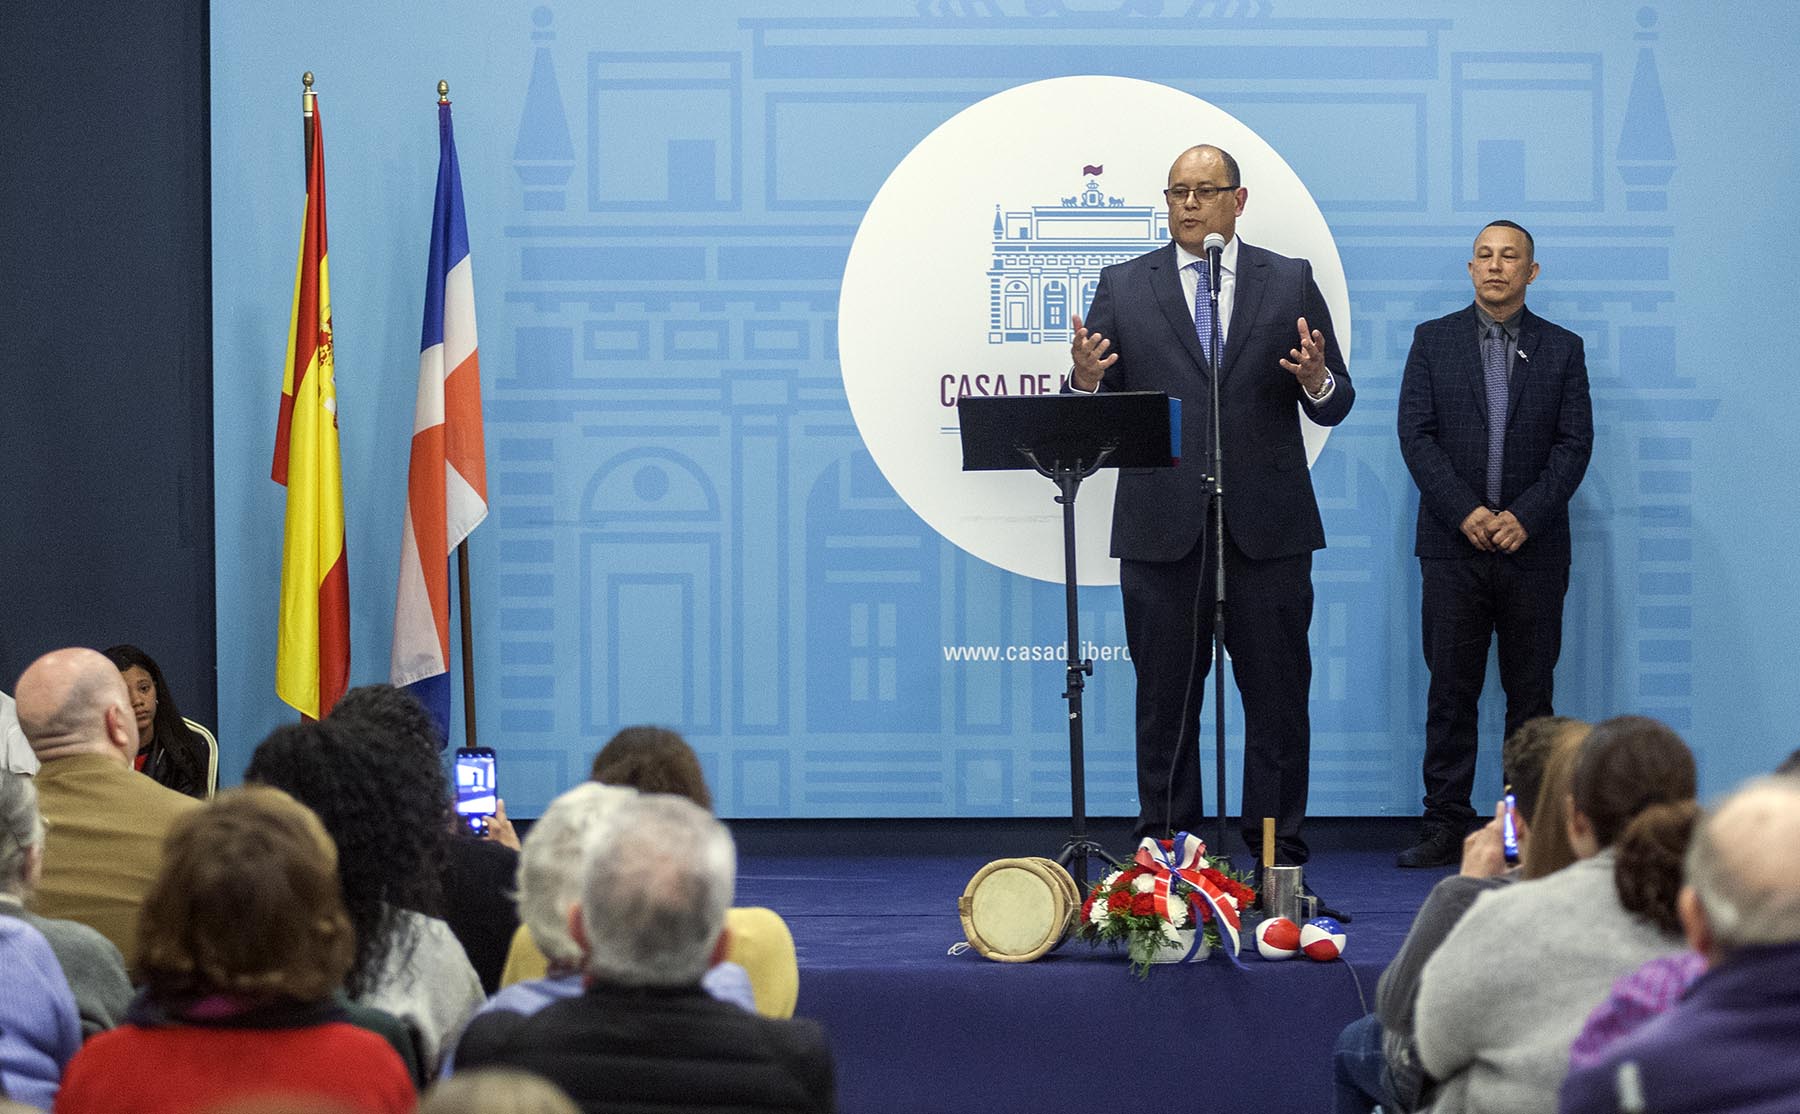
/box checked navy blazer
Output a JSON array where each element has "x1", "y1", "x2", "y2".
[{"x1": 1397, "y1": 304, "x2": 1593, "y2": 568}]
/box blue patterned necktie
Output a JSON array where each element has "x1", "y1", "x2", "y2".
[
  {"x1": 1483, "y1": 323, "x2": 1508, "y2": 507},
  {"x1": 1190, "y1": 259, "x2": 1216, "y2": 368}
]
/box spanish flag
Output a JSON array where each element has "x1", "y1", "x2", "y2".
[{"x1": 272, "y1": 98, "x2": 350, "y2": 720}]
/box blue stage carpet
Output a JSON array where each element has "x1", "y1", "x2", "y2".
[{"x1": 737, "y1": 848, "x2": 1451, "y2": 1114}]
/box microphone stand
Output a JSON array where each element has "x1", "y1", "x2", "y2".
[{"x1": 1204, "y1": 244, "x2": 1228, "y2": 862}]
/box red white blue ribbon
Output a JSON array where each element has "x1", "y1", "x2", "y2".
[{"x1": 1133, "y1": 832, "x2": 1244, "y2": 964}]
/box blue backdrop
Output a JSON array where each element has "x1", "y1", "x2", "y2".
[{"x1": 211, "y1": 1, "x2": 1800, "y2": 818}]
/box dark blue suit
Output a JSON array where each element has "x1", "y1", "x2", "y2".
[
  {"x1": 1085, "y1": 240, "x2": 1353, "y2": 857},
  {"x1": 1397, "y1": 304, "x2": 1592, "y2": 832}
]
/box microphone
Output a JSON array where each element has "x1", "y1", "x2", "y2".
[{"x1": 1202, "y1": 233, "x2": 1226, "y2": 294}]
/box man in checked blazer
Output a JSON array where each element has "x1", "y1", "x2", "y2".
[
  {"x1": 1395, "y1": 221, "x2": 1593, "y2": 868},
  {"x1": 1070, "y1": 145, "x2": 1353, "y2": 868}
]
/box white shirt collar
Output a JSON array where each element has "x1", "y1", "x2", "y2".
[{"x1": 1174, "y1": 234, "x2": 1239, "y2": 276}]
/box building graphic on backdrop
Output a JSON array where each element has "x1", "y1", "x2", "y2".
[
  {"x1": 487, "y1": 4, "x2": 1705, "y2": 818},
  {"x1": 986, "y1": 177, "x2": 1166, "y2": 344}
]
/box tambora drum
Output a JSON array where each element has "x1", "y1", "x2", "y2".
[{"x1": 956, "y1": 856, "x2": 1081, "y2": 962}]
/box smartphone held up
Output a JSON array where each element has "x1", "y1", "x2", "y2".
[{"x1": 454, "y1": 746, "x2": 497, "y2": 837}]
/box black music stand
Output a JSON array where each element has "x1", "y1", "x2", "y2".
[{"x1": 958, "y1": 391, "x2": 1177, "y2": 885}]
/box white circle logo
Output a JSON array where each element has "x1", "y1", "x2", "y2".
[{"x1": 839, "y1": 76, "x2": 1350, "y2": 585}]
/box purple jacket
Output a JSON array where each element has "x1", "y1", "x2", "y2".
[{"x1": 1559, "y1": 940, "x2": 1800, "y2": 1114}]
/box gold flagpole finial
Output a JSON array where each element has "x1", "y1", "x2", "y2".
[
  {"x1": 437, "y1": 80, "x2": 450, "y2": 104},
  {"x1": 301, "y1": 71, "x2": 316, "y2": 116}
]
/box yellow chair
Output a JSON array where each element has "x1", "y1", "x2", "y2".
[
  {"x1": 499, "y1": 906, "x2": 798, "y2": 1019},
  {"x1": 182, "y1": 717, "x2": 220, "y2": 798}
]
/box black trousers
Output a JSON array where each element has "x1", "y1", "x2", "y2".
[
  {"x1": 1419, "y1": 554, "x2": 1570, "y2": 832},
  {"x1": 1121, "y1": 525, "x2": 1315, "y2": 863}
]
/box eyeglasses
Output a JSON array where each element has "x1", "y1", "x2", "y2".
[{"x1": 1163, "y1": 185, "x2": 1239, "y2": 203}]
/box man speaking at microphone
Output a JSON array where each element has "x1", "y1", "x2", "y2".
[{"x1": 1069, "y1": 144, "x2": 1353, "y2": 872}]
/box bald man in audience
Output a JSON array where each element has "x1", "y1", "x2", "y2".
[
  {"x1": 1558, "y1": 775, "x2": 1800, "y2": 1114},
  {"x1": 13, "y1": 647, "x2": 199, "y2": 964}
]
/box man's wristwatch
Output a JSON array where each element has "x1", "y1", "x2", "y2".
[{"x1": 1307, "y1": 372, "x2": 1333, "y2": 400}]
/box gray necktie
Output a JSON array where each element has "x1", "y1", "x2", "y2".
[{"x1": 1483, "y1": 323, "x2": 1508, "y2": 507}]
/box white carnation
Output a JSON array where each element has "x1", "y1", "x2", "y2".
[
  {"x1": 1165, "y1": 897, "x2": 1188, "y2": 929},
  {"x1": 1131, "y1": 873, "x2": 1155, "y2": 894}
]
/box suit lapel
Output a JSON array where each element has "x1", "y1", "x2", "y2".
[
  {"x1": 1506, "y1": 308, "x2": 1542, "y2": 428},
  {"x1": 1151, "y1": 243, "x2": 1212, "y2": 376},
  {"x1": 1455, "y1": 306, "x2": 1489, "y2": 423},
  {"x1": 1221, "y1": 243, "x2": 1268, "y2": 384}
]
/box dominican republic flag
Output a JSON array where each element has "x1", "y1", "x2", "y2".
[{"x1": 391, "y1": 97, "x2": 488, "y2": 738}]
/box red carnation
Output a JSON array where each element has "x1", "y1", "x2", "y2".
[
  {"x1": 1130, "y1": 893, "x2": 1156, "y2": 918},
  {"x1": 1107, "y1": 890, "x2": 1131, "y2": 913}
]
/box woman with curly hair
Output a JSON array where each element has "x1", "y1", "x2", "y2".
[
  {"x1": 246, "y1": 716, "x2": 482, "y2": 1073},
  {"x1": 330, "y1": 683, "x2": 520, "y2": 995},
  {"x1": 101, "y1": 644, "x2": 210, "y2": 799},
  {"x1": 54, "y1": 786, "x2": 414, "y2": 1114}
]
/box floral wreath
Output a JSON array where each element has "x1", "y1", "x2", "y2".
[{"x1": 1077, "y1": 832, "x2": 1257, "y2": 978}]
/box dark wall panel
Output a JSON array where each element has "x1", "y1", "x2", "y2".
[{"x1": 0, "y1": 0, "x2": 216, "y2": 724}]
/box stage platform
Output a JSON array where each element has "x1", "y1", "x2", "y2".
[{"x1": 734, "y1": 819, "x2": 1452, "y2": 1114}]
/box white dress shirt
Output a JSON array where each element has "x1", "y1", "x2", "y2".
[
  {"x1": 1174, "y1": 235, "x2": 1238, "y2": 355},
  {"x1": 1, "y1": 690, "x2": 38, "y2": 776}
]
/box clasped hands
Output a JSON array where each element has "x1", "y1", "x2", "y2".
[
  {"x1": 1069, "y1": 315, "x2": 1328, "y2": 394},
  {"x1": 1461, "y1": 506, "x2": 1528, "y2": 553}
]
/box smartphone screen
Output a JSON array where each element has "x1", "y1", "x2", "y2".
[
  {"x1": 454, "y1": 747, "x2": 497, "y2": 835},
  {"x1": 1501, "y1": 791, "x2": 1520, "y2": 865}
]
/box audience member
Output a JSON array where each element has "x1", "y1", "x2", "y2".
[
  {"x1": 1565, "y1": 801, "x2": 1704, "y2": 1069},
  {"x1": 448, "y1": 782, "x2": 764, "y2": 1073},
  {"x1": 501, "y1": 726, "x2": 796, "y2": 1017},
  {"x1": 1335, "y1": 716, "x2": 1585, "y2": 1114},
  {"x1": 101, "y1": 645, "x2": 211, "y2": 799},
  {"x1": 420, "y1": 1070, "x2": 578, "y2": 1114},
  {"x1": 13, "y1": 647, "x2": 200, "y2": 964},
  {"x1": 0, "y1": 916, "x2": 80, "y2": 1110},
  {"x1": 1519, "y1": 723, "x2": 1587, "y2": 880},
  {"x1": 52, "y1": 787, "x2": 414, "y2": 1114},
  {"x1": 1, "y1": 690, "x2": 35, "y2": 776},
  {"x1": 455, "y1": 794, "x2": 834, "y2": 1113},
  {"x1": 329, "y1": 684, "x2": 519, "y2": 994},
  {"x1": 0, "y1": 769, "x2": 132, "y2": 1037},
  {"x1": 247, "y1": 718, "x2": 483, "y2": 1072},
  {"x1": 1412, "y1": 716, "x2": 1696, "y2": 1114},
  {"x1": 1558, "y1": 775, "x2": 1800, "y2": 1113},
  {"x1": 589, "y1": 725, "x2": 712, "y2": 809}
]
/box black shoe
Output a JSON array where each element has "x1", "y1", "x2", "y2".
[
  {"x1": 1396, "y1": 827, "x2": 1462, "y2": 869},
  {"x1": 1304, "y1": 882, "x2": 1352, "y2": 924}
]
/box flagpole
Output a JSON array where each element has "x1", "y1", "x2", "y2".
[
  {"x1": 302, "y1": 72, "x2": 315, "y2": 173},
  {"x1": 439, "y1": 78, "x2": 482, "y2": 751},
  {"x1": 457, "y1": 542, "x2": 478, "y2": 748}
]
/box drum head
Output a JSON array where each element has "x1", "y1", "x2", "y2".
[{"x1": 958, "y1": 857, "x2": 1078, "y2": 962}]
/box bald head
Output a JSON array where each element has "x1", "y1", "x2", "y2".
[
  {"x1": 13, "y1": 648, "x2": 139, "y2": 764},
  {"x1": 1683, "y1": 776, "x2": 1800, "y2": 955}
]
